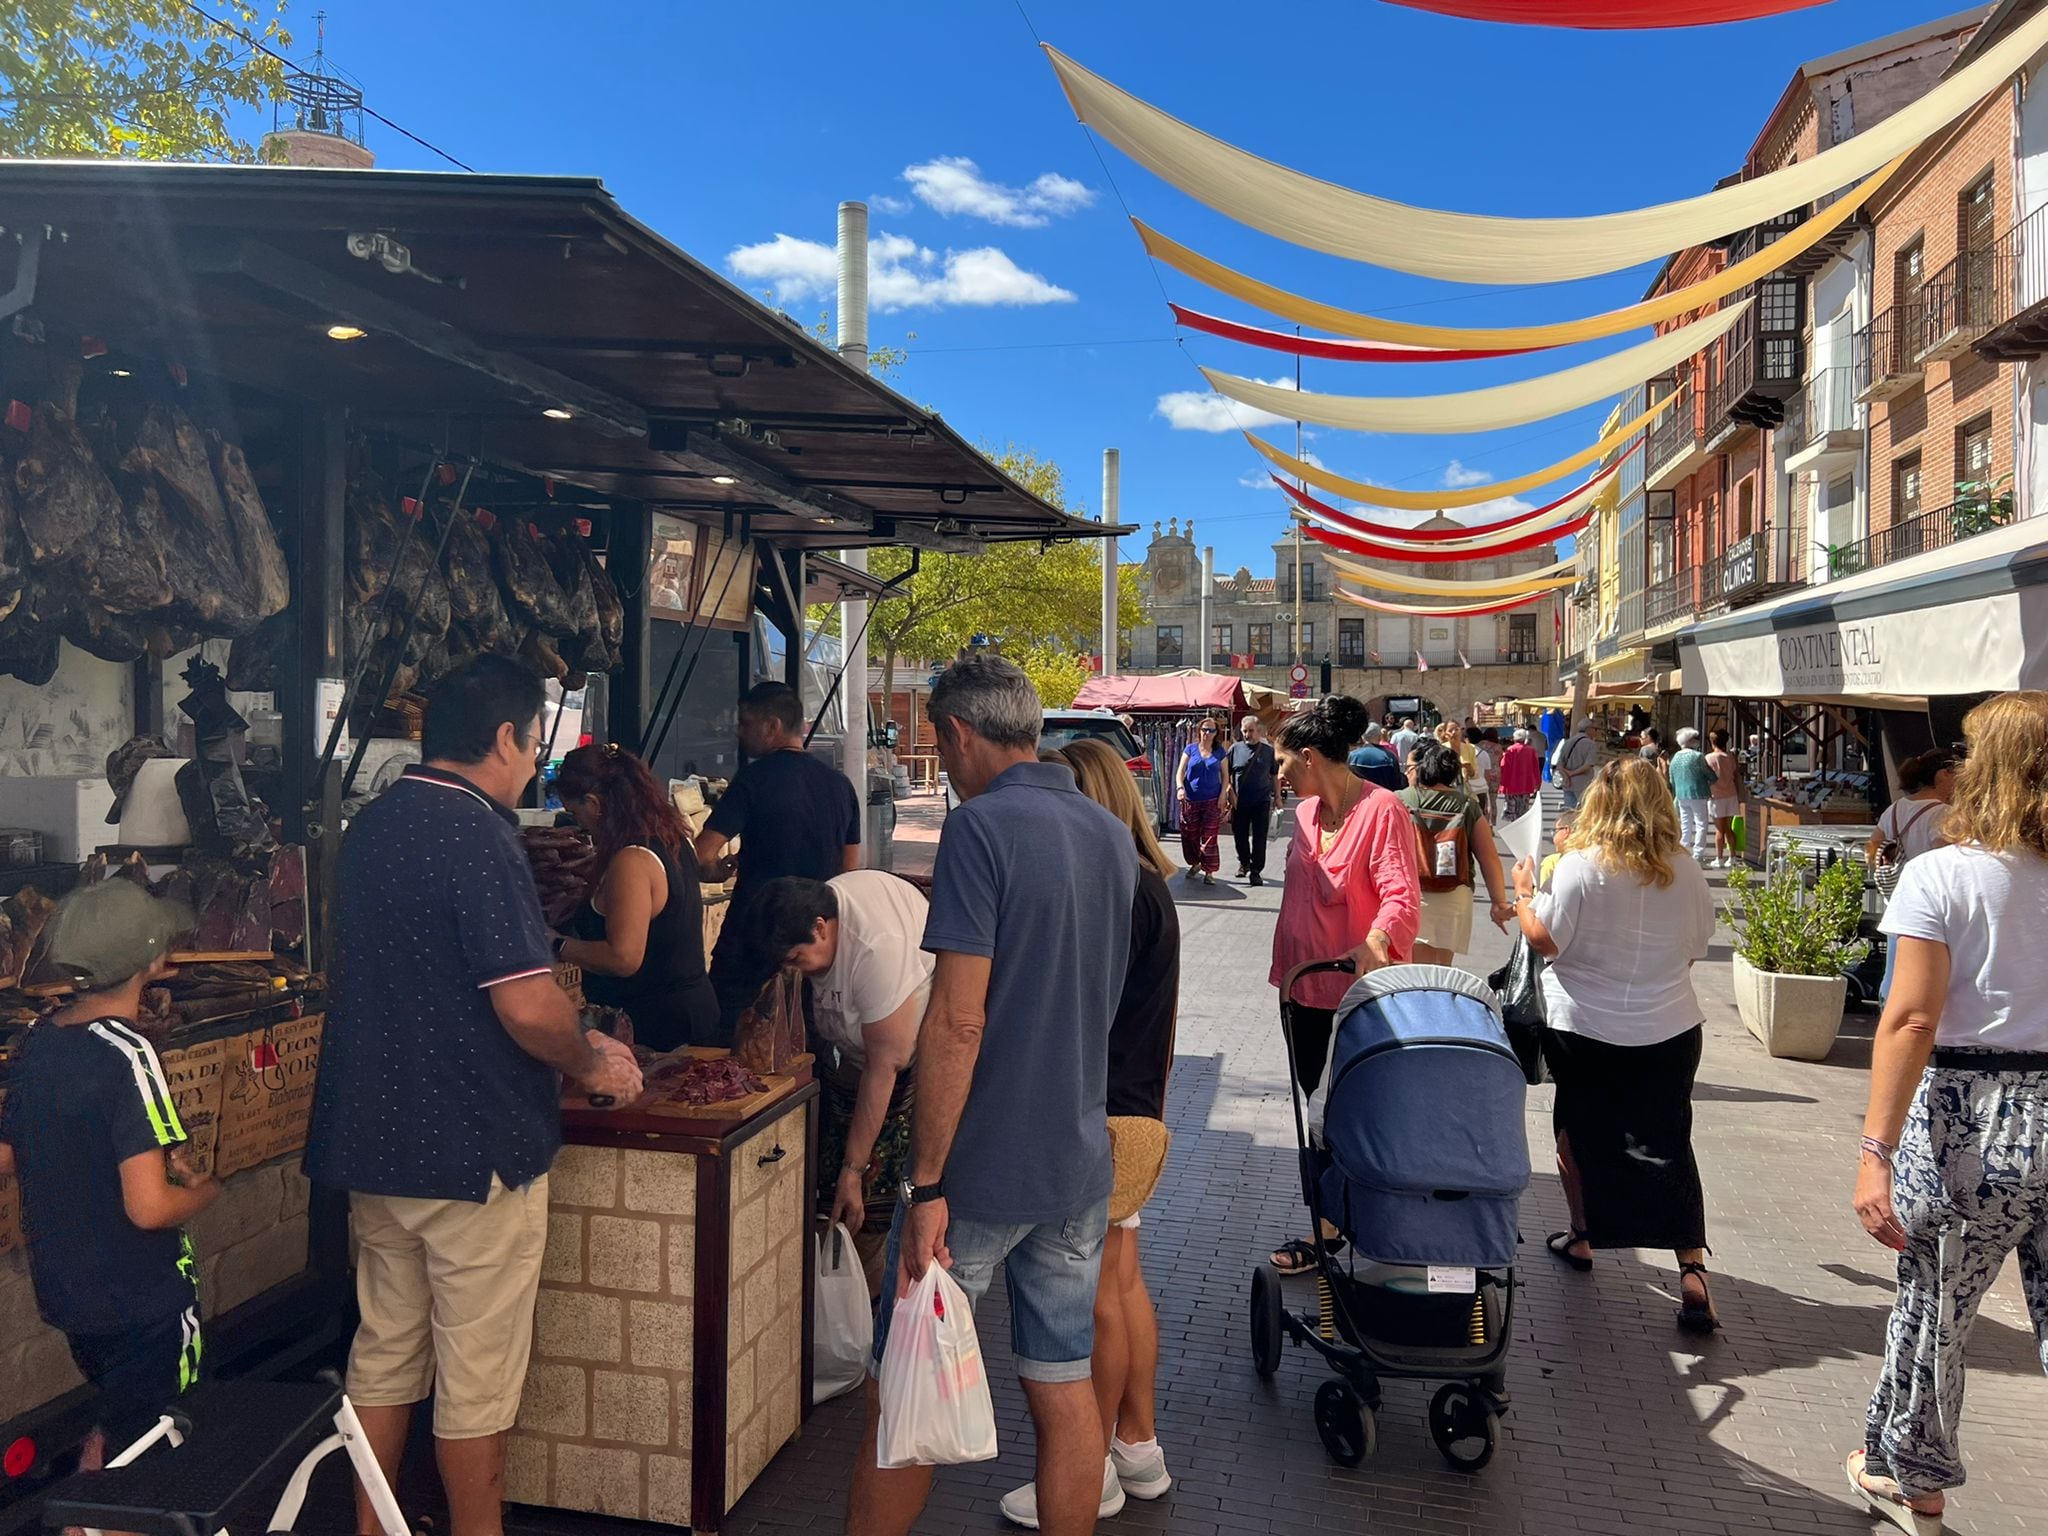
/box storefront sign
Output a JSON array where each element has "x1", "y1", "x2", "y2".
[
  {"x1": 1388, "y1": 696, "x2": 1422, "y2": 714},
  {"x1": 1720, "y1": 533, "x2": 1762, "y2": 599},
  {"x1": 213, "y1": 1014, "x2": 325, "y2": 1178},
  {"x1": 1682, "y1": 589, "x2": 2029, "y2": 699}
]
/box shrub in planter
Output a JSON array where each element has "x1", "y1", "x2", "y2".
[{"x1": 1725, "y1": 855, "x2": 1869, "y2": 1060}]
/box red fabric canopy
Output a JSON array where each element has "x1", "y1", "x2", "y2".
[
  {"x1": 1384, "y1": 0, "x2": 1825, "y2": 27},
  {"x1": 1305, "y1": 507, "x2": 1590, "y2": 564},
  {"x1": 1277, "y1": 458, "x2": 1617, "y2": 542},
  {"x1": 1070, "y1": 672, "x2": 1245, "y2": 714},
  {"x1": 1170, "y1": 304, "x2": 1531, "y2": 363},
  {"x1": 1336, "y1": 587, "x2": 1553, "y2": 618}
]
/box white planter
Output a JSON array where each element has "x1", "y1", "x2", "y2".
[{"x1": 1732, "y1": 952, "x2": 1848, "y2": 1061}]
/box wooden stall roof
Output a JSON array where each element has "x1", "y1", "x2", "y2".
[{"x1": 0, "y1": 160, "x2": 1126, "y2": 552}]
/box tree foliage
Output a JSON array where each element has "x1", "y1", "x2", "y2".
[{"x1": 2, "y1": 2, "x2": 293, "y2": 162}]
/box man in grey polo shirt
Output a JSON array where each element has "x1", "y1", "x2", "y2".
[{"x1": 848, "y1": 655, "x2": 1136, "y2": 1536}]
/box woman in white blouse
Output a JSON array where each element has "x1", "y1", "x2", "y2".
[
  {"x1": 1848, "y1": 695, "x2": 2048, "y2": 1535},
  {"x1": 1510, "y1": 757, "x2": 1720, "y2": 1332}
]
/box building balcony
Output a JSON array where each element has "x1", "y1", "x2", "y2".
[
  {"x1": 1783, "y1": 366, "x2": 1862, "y2": 476},
  {"x1": 1975, "y1": 200, "x2": 2048, "y2": 363},
  {"x1": 1916, "y1": 247, "x2": 2007, "y2": 364},
  {"x1": 1855, "y1": 307, "x2": 1925, "y2": 404},
  {"x1": 1645, "y1": 380, "x2": 1710, "y2": 493},
  {"x1": 1707, "y1": 294, "x2": 1802, "y2": 447},
  {"x1": 1701, "y1": 523, "x2": 1801, "y2": 611},
  {"x1": 1816, "y1": 498, "x2": 2015, "y2": 581},
  {"x1": 1643, "y1": 567, "x2": 1703, "y2": 633}
]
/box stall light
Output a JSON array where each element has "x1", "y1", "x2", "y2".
[
  {"x1": 542, "y1": 406, "x2": 574, "y2": 420},
  {"x1": 326, "y1": 324, "x2": 367, "y2": 342},
  {"x1": 108, "y1": 368, "x2": 132, "y2": 378},
  {"x1": 711, "y1": 475, "x2": 738, "y2": 486}
]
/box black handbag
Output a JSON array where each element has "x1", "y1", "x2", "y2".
[{"x1": 1489, "y1": 934, "x2": 1550, "y2": 1086}]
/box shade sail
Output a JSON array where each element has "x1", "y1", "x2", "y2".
[
  {"x1": 1045, "y1": 24, "x2": 2048, "y2": 283},
  {"x1": 1385, "y1": 1, "x2": 1826, "y2": 28},
  {"x1": 1249, "y1": 398, "x2": 1669, "y2": 511},
  {"x1": 1205, "y1": 302, "x2": 1747, "y2": 435},
  {"x1": 1337, "y1": 587, "x2": 1553, "y2": 618},
  {"x1": 1325, "y1": 552, "x2": 1578, "y2": 597},
  {"x1": 1280, "y1": 460, "x2": 1615, "y2": 542},
  {"x1": 1170, "y1": 304, "x2": 1531, "y2": 362},
  {"x1": 1304, "y1": 508, "x2": 1589, "y2": 563},
  {"x1": 1138, "y1": 153, "x2": 1900, "y2": 348},
  {"x1": 1070, "y1": 671, "x2": 1245, "y2": 713}
]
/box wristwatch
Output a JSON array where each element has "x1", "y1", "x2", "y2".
[{"x1": 899, "y1": 1177, "x2": 946, "y2": 1206}]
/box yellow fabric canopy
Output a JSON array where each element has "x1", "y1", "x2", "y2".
[
  {"x1": 1137, "y1": 155, "x2": 1902, "y2": 349},
  {"x1": 1207, "y1": 303, "x2": 1747, "y2": 436},
  {"x1": 1336, "y1": 587, "x2": 1550, "y2": 618},
  {"x1": 1250, "y1": 398, "x2": 1670, "y2": 511},
  {"x1": 1324, "y1": 552, "x2": 1578, "y2": 597},
  {"x1": 1045, "y1": 19, "x2": 2048, "y2": 282}
]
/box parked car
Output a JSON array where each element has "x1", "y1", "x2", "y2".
[{"x1": 1039, "y1": 709, "x2": 1162, "y2": 827}]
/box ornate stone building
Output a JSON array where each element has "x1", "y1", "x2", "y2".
[{"x1": 1127, "y1": 516, "x2": 1560, "y2": 724}]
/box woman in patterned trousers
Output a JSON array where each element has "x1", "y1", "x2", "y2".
[{"x1": 1849, "y1": 693, "x2": 2048, "y2": 1536}]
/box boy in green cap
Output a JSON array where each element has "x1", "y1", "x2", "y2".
[{"x1": 0, "y1": 880, "x2": 219, "y2": 1461}]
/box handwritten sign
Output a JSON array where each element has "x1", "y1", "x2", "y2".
[
  {"x1": 213, "y1": 1014, "x2": 324, "y2": 1178},
  {"x1": 162, "y1": 1036, "x2": 230, "y2": 1179}
]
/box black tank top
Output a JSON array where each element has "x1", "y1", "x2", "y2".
[{"x1": 572, "y1": 841, "x2": 716, "y2": 1052}]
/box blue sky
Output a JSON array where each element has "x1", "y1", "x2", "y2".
[{"x1": 247, "y1": 0, "x2": 1965, "y2": 573}]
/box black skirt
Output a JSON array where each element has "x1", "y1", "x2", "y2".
[{"x1": 1543, "y1": 1025, "x2": 1708, "y2": 1252}]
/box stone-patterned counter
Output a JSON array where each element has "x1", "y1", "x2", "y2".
[{"x1": 507, "y1": 1061, "x2": 817, "y2": 1532}]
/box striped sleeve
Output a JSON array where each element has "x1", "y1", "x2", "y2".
[{"x1": 90, "y1": 1019, "x2": 187, "y2": 1155}]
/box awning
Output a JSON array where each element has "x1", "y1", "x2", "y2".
[
  {"x1": 803, "y1": 554, "x2": 899, "y2": 606},
  {"x1": 1679, "y1": 515, "x2": 2048, "y2": 703},
  {"x1": 1071, "y1": 671, "x2": 1245, "y2": 713}
]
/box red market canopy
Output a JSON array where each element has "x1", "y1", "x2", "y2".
[
  {"x1": 1070, "y1": 671, "x2": 1246, "y2": 714},
  {"x1": 1383, "y1": 1, "x2": 1825, "y2": 27}
]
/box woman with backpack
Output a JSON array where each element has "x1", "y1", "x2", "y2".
[
  {"x1": 1398, "y1": 740, "x2": 1514, "y2": 964},
  {"x1": 1865, "y1": 749, "x2": 1958, "y2": 1003}
]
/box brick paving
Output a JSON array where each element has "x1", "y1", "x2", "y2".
[{"x1": 732, "y1": 794, "x2": 2048, "y2": 1536}]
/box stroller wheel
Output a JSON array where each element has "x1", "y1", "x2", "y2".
[
  {"x1": 1312, "y1": 1380, "x2": 1376, "y2": 1466},
  {"x1": 1249, "y1": 1267, "x2": 1283, "y2": 1378},
  {"x1": 1428, "y1": 1384, "x2": 1500, "y2": 1473}
]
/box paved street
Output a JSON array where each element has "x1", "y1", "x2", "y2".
[{"x1": 734, "y1": 795, "x2": 2048, "y2": 1536}]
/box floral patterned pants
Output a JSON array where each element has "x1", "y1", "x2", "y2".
[{"x1": 1865, "y1": 1061, "x2": 2048, "y2": 1495}]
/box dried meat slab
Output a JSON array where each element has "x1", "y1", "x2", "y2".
[
  {"x1": 210, "y1": 435, "x2": 290, "y2": 623},
  {"x1": 15, "y1": 404, "x2": 122, "y2": 569},
  {"x1": 495, "y1": 522, "x2": 575, "y2": 637}
]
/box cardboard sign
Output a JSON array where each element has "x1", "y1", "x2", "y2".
[
  {"x1": 212, "y1": 1014, "x2": 323, "y2": 1178},
  {"x1": 161, "y1": 1035, "x2": 230, "y2": 1179}
]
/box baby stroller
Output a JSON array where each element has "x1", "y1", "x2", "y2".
[{"x1": 1249, "y1": 961, "x2": 1530, "y2": 1472}]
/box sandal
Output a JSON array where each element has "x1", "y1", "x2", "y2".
[
  {"x1": 1268, "y1": 1235, "x2": 1346, "y2": 1275},
  {"x1": 1677, "y1": 1260, "x2": 1719, "y2": 1335},
  {"x1": 1846, "y1": 1450, "x2": 1945, "y2": 1535},
  {"x1": 1545, "y1": 1230, "x2": 1593, "y2": 1272}
]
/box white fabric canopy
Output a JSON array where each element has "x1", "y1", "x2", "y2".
[
  {"x1": 1045, "y1": 18, "x2": 2048, "y2": 283},
  {"x1": 1207, "y1": 303, "x2": 1746, "y2": 436},
  {"x1": 1324, "y1": 552, "x2": 1577, "y2": 597},
  {"x1": 1293, "y1": 475, "x2": 1600, "y2": 551}
]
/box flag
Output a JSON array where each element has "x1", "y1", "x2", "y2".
[
  {"x1": 1415, "y1": 651, "x2": 1429, "y2": 673},
  {"x1": 1369, "y1": 650, "x2": 1382, "y2": 664},
  {"x1": 1459, "y1": 650, "x2": 1472, "y2": 670}
]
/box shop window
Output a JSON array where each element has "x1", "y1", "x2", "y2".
[
  {"x1": 1155, "y1": 625, "x2": 1183, "y2": 667},
  {"x1": 1248, "y1": 622, "x2": 1273, "y2": 666},
  {"x1": 1337, "y1": 617, "x2": 1365, "y2": 665}
]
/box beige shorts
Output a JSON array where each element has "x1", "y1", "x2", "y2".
[
  {"x1": 1417, "y1": 886, "x2": 1475, "y2": 956},
  {"x1": 347, "y1": 1173, "x2": 550, "y2": 1439}
]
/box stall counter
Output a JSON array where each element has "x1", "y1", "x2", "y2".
[{"x1": 506, "y1": 1051, "x2": 818, "y2": 1532}]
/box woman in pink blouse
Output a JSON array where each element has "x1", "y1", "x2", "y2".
[{"x1": 1267, "y1": 694, "x2": 1422, "y2": 1273}]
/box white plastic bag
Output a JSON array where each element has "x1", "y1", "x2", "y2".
[
  {"x1": 812, "y1": 1223, "x2": 873, "y2": 1405},
  {"x1": 874, "y1": 1263, "x2": 998, "y2": 1468}
]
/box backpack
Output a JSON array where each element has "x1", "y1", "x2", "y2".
[
  {"x1": 1873, "y1": 800, "x2": 1938, "y2": 897},
  {"x1": 1410, "y1": 801, "x2": 1472, "y2": 894}
]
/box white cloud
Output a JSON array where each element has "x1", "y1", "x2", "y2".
[
  {"x1": 1442, "y1": 460, "x2": 1490, "y2": 488},
  {"x1": 1461, "y1": 494, "x2": 1534, "y2": 521},
  {"x1": 1240, "y1": 450, "x2": 1324, "y2": 490},
  {"x1": 869, "y1": 193, "x2": 913, "y2": 215},
  {"x1": 1157, "y1": 375, "x2": 1298, "y2": 433},
  {"x1": 726, "y1": 231, "x2": 1075, "y2": 311},
  {"x1": 903, "y1": 156, "x2": 1094, "y2": 227}
]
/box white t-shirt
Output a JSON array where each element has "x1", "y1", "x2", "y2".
[
  {"x1": 810, "y1": 871, "x2": 935, "y2": 1060},
  {"x1": 1880, "y1": 844, "x2": 2048, "y2": 1052},
  {"x1": 1532, "y1": 849, "x2": 1715, "y2": 1046},
  {"x1": 1877, "y1": 796, "x2": 1947, "y2": 866}
]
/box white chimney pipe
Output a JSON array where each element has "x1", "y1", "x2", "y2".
[
  {"x1": 1101, "y1": 449, "x2": 1121, "y2": 678},
  {"x1": 1200, "y1": 546, "x2": 1214, "y2": 673},
  {"x1": 836, "y1": 202, "x2": 870, "y2": 862}
]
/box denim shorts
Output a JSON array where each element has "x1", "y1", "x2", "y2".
[{"x1": 869, "y1": 1198, "x2": 1109, "y2": 1383}]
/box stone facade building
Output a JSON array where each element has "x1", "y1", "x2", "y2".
[{"x1": 1127, "y1": 516, "x2": 1560, "y2": 724}]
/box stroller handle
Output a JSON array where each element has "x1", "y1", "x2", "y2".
[{"x1": 1281, "y1": 957, "x2": 1357, "y2": 1006}]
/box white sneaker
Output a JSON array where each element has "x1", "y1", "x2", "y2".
[
  {"x1": 999, "y1": 1456, "x2": 1125, "y2": 1529},
  {"x1": 1111, "y1": 1436, "x2": 1173, "y2": 1500}
]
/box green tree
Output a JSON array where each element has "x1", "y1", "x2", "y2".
[{"x1": 2, "y1": 2, "x2": 293, "y2": 161}]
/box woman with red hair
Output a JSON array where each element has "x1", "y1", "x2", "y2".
[{"x1": 555, "y1": 744, "x2": 717, "y2": 1051}]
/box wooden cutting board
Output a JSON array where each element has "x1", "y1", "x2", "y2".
[{"x1": 564, "y1": 1046, "x2": 813, "y2": 1123}]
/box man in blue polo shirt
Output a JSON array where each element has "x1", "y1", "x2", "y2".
[
  {"x1": 847, "y1": 654, "x2": 1136, "y2": 1536},
  {"x1": 306, "y1": 656, "x2": 641, "y2": 1536}
]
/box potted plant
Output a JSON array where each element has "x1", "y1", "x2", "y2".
[{"x1": 1724, "y1": 854, "x2": 1869, "y2": 1060}]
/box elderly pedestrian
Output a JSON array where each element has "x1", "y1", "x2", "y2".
[
  {"x1": 1227, "y1": 715, "x2": 1277, "y2": 885},
  {"x1": 1348, "y1": 720, "x2": 1406, "y2": 794},
  {"x1": 1000, "y1": 737, "x2": 1181, "y2": 1525},
  {"x1": 1399, "y1": 740, "x2": 1513, "y2": 964},
  {"x1": 848, "y1": 655, "x2": 1136, "y2": 1535},
  {"x1": 1390, "y1": 715, "x2": 1424, "y2": 771},
  {"x1": 1266, "y1": 694, "x2": 1421, "y2": 1274},
  {"x1": 1176, "y1": 716, "x2": 1230, "y2": 886},
  {"x1": 1668, "y1": 728, "x2": 1716, "y2": 863},
  {"x1": 1551, "y1": 716, "x2": 1603, "y2": 811},
  {"x1": 1499, "y1": 728, "x2": 1543, "y2": 823},
  {"x1": 1848, "y1": 696, "x2": 2048, "y2": 1535},
  {"x1": 1511, "y1": 758, "x2": 1718, "y2": 1332},
  {"x1": 306, "y1": 657, "x2": 643, "y2": 1536}
]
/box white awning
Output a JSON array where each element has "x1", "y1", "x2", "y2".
[{"x1": 1678, "y1": 516, "x2": 2048, "y2": 703}]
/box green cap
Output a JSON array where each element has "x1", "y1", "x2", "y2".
[{"x1": 44, "y1": 879, "x2": 195, "y2": 989}]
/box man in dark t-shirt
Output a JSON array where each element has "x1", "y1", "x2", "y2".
[
  {"x1": 1225, "y1": 714, "x2": 1278, "y2": 884},
  {"x1": 697, "y1": 681, "x2": 863, "y2": 1034}
]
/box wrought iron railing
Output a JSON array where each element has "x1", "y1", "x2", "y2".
[
  {"x1": 1699, "y1": 524, "x2": 1801, "y2": 608},
  {"x1": 1646, "y1": 381, "x2": 1698, "y2": 473},
  {"x1": 1817, "y1": 498, "x2": 2014, "y2": 580},
  {"x1": 1855, "y1": 305, "x2": 1925, "y2": 394},
  {"x1": 1792, "y1": 366, "x2": 1858, "y2": 447},
  {"x1": 1918, "y1": 247, "x2": 2007, "y2": 353},
  {"x1": 1980, "y1": 198, "x2": 2048, "y2": 330},
  {"x1": 1644, "y1": 567, "x2": 1701, "y2": 629}
]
